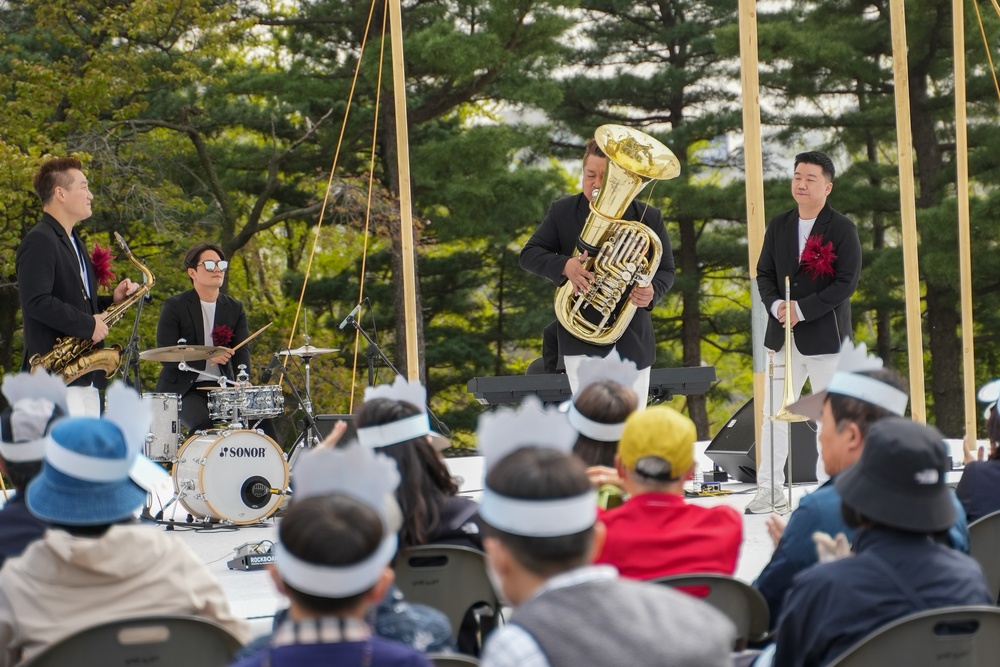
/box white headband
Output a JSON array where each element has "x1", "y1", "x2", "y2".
[
  {"x1": 45, "y1": 436, "x2": 133, "y2": 481},
  {"x1": 479, "y1": 488, "x2": 597, "y2": 537},
  {"x1": 567, "y1": 404, "x2": 625, "y2": 442},
  {"x1": 356, "y1": 414, "x2": 430, "y2": 449},
  {"x1": 0, "y1": 438, "x2": 48, "y2": 463},
  {"x1": 275, "y1": 533, "x2": 397, "y2": 598},
  {"x1": 44, "y1": 435, "x2": 171, "y2": 496},
  {"x1": 827, "y1": 373, "x2": 908, "y2": 416}
]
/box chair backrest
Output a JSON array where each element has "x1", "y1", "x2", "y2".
[
  {"x1": 652, "y1": 573, "x2": 770, "y2": 646},
  {"x1": 967, "y1": 509, "x2": 1000, "y2": 603},
  {"x1": 427, "y1": 653, "x2": 481, "y2": 666},
  {"x1": 827, "y1": 605, "x2": 1000, "y2": 666},
  {"x1": 18, "y1": 615, "x2": 243, "y2": 667},
  {"x1": 394, "y1": 544, "x2": 501, "y2": 646}
]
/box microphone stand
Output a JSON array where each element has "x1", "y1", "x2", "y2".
[
  {"x1": 343, "y1": 315, "x2": 451, "y2": 438},
  {"x1": 119, "y1": 294, "x2": 147, "y2": 392}
]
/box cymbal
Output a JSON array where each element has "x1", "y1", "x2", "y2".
[
  {"x1": 279, "y1": 344, "x2": 340, "y2": 358},
  {"x1": 139, "y1": 344, "x2": 225, "y2": 362}
]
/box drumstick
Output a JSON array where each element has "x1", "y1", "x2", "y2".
[{"x1": 231, "y1": 322, "x2": 272, "y2": 353}]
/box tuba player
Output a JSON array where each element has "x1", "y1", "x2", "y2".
[{"x1": 519, "y1": 138, "x2": 675, "y2": 406}]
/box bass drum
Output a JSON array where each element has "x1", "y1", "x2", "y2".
[{"x1": 173, "y1": 430, "x2": 288, "y2": 524}]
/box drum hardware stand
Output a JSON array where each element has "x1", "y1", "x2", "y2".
[
  {"x1": 281, "y1": 356, "x2": 325, "y2": 470},
  {"x1": 342, "y1": 312, "x2": 451, "y2": 438}
]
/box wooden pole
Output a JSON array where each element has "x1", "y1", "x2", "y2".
[
  {"x1": 388, "y1": 0, "x2": 420, "y2": 381},
  {"x1": 953, "y1": 0, "x2": 977, "y2": 453},
  {"x1": 738, "y1": 0, "x2": 768, "y2": 462},
  {"x1": 888, "y1": 0, "x2": 927, "y2": 423}
]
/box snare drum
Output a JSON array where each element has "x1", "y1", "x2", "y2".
[
  {"x1": 144, "y1": 393, "x2": 182, "y2": 461},
  {"x1": 207, "y1": 385, "x2": 284, "y2": 422},
  {"x1": 173, "y1": 429, "x2": 288, "y2": 524}
]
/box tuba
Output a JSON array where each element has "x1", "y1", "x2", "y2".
[
  {"x1": 30, "y1": 232, "x2": 155, "y2": 384},
  {"x1": 555, "y1": 125, "x2": 681, "y2": 345}
]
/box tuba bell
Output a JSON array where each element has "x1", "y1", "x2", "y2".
[{"x1": 555, "y1": 124, "x2": 680, "y2": 345}]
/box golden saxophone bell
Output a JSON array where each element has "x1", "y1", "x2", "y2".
[
  {"x1": 774, "y1": 276, "x2": 810, "y2": 423},
  {"x1": 555, "y1": 125, "x2": 681, "y2": 345}
]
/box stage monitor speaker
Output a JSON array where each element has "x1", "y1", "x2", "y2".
[
  {"x1": 314, "y1": 414, "x2": 358, "y2": 444},
  {"x1": 705, "y1": 398, "x2": 818, "y2": 483}
]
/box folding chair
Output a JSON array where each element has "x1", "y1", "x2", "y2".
[
  {"x1": 427, "y1": 653, "x2": 481, "y2": 666},
  {"x1": 967, "y1": 509, "x2": 1000, "y2": 604},
  {"x1": 18, "y1": 614, "x2": 243, "y2": 667},
  {"x1": 827, "y1": 605, "x2": 1000, "y2": 666},
  {"x1": 652, "y1": 573, "x2": 770, "y2": 648},
  {"x1": 394, "y1": 544, "x2": 502, "y2": 652}
]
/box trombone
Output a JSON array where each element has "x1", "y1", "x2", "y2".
[{"x1": 774, "y1": 276, "x2": 809, "y2": 423}]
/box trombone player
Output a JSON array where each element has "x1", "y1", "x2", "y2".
[
  {"x1": 748, "y1": 151, "x2": 862, "y2": 515},
  {"x1": 520, "y1": 137, "x2": 676, "y2": 405}
]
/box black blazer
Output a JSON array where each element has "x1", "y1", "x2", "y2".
[
  {"x1": 153, "y1": 289, "x2": 251, "y2": 395},
  {"x1": 16, "y1": 213, "x2": 114, "y2": 387},
  {"x1": 519, "y1": 193, "x2": 675, "y2": 369},
  {"x1": 756, "y1": 202, "x2": 862, "y2": 356}
]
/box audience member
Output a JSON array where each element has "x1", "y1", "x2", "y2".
[
  {"x1": 231, "y1": 445, "x2": 431, "y2": 667},
  {"x1": 957, "y1": 396, "x2": 1000, "y2": 523},
  {"x1": 356, "y1": 377, "x2": 480, "y2": 551},
  {"x1": 0, "y1": 371, "x2": 66, "y2": 567},
  {"x1": 754, "y1": 342, "x2": 970, "y2": 629},
  {"x1": 477, "y1": 398, "x2": 736, "y2": 667},
  {"x1": 594, "y1": 405, "x2": 742, "y2": 580},
  {"x1": 567, "y1": 351, "x2": 639, "y2": 469},
  {"x1": 0, "y1": 384, "x2": 249, "y2": 665},
  {"x1": 768, "y1": 418, "x2": 992, "y2": 666}
]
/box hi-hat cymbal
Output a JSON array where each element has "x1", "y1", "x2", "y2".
[
  {"x1": 279, "y1": 344, "x2": 340, "y2": 358},
  {"x1": 139, "y1": 344, "x2": 225, "y2": 362}
]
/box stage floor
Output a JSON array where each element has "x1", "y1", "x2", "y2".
[{"x1": 36, "y1": 437, "x2": 975, "y2": 641}]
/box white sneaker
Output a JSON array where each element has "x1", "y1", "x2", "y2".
[{"x1": 745, "y1": 487, "x2": 790, "y2": 515}]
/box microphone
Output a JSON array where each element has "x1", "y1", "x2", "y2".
[
  {"x1": 338, "y1": 301, "x2": 364, "y2": 331},
  {"x1": 259, "y1": 354, "x2": 282, "y2": 383}
]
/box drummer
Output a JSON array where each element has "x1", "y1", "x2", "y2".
[{"x1": 153, "y1": 242, "x2": 267, "y2": 436}]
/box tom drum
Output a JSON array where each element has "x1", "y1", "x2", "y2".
[{"x1": 145, "y1": 393, "x2": 182, "y2": 461}]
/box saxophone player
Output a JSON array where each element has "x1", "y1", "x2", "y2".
[
  {"x1": 519, "y1": 139, "x2": 676, "y2": 406},
  {"x1": 16, "y1": 157, "x2": 138, "y2": 416}
]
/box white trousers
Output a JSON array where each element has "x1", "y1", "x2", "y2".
[
  {"x1": 757, "y1": 342, "x2": 839, "y2": 490},
  {"x1": 564, "y1": 352, "x2": 651, "y2": 412},
  {"x1": 66, "y1": 386, "x2": 101, "y2": 417}
]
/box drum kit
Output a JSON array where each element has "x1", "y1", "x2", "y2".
[{"x1": 137, "y1": 340, "x2": 339, "y2": 525}]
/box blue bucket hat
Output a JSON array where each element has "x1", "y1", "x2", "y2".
[{"x1": 26, "y1": 383, "x2": 170, "y2": 526}]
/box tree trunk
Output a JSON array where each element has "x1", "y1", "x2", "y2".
[
  {"x1": 380, "y1": 101, "x2": 426, "y2": 383},
  {"x1": 676, "y1": 217, "x2": 708, "y2": 438}
]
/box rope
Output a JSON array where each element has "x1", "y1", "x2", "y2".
[
  {"x1": 348, "y1": 0, "x2": 391, "y2": 413},
  {"x1": 283, "y1": 0, "x2": 383, "y2": 400},
  {"x1": 975, "y1": 0, "x2": 1000, "y2": 103}
]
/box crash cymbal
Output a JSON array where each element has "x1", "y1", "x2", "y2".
[
  {"x1": 279, "y1": 344, "x2": 340, "y2": 358},
  {"x1": 139, "y1": 344, "x2": 225, "y2": 362}
]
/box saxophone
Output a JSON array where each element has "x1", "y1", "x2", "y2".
[
  {"x1": 30, "y1": 232, "x2": 155, "y2": 383},
  {"x1": 555, "y1": 125, "x2": 681, "y2": 345}
]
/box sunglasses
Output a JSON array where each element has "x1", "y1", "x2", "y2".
[{"x1": 198, "y1": 260, "x2": 229, "y2": 272}]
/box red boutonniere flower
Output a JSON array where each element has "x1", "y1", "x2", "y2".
[
  {"x1": 800, "y1": 234, "x2": 838, "y2": 280},
  {"x1": 212, "y1": 325, "x2": 234, "y2": 347},
  {"x1": 90, "y1": 243, "x2": 116, "y2": 290}
]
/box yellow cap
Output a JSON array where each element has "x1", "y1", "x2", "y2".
[{"x1": 618, "y1": 406, "x2": 696, "y2": 480}]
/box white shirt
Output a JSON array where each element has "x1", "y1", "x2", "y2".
[
  {"x1": 199, "y1": 300, "x2": 222, "y2": 377},
  {"x1": 769, "y1": 217, "x2": 814, "y2": 324}
]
